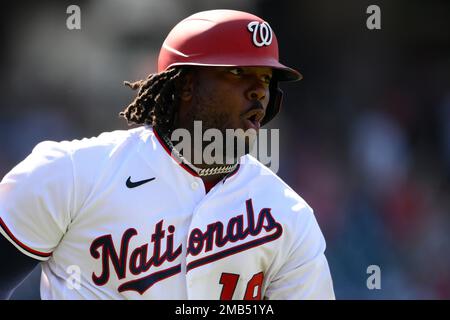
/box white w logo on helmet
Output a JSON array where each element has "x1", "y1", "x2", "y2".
[{"x1": 247, "y1": 21, "x2": 273, "y2": 47}]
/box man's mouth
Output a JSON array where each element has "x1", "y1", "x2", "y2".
[{"x1": 242, "y1": 108, "x2": 265, "y2": 131}]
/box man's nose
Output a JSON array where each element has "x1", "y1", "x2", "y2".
[{"x1": 245, "y1": 82, "x2": 269, "y2": 102}]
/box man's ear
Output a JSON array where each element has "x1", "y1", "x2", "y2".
[{"x1": 180, "y1": 73, "x2": 195, "y2": 101}]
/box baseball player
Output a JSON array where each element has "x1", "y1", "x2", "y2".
[{"x1": 0, "y1": 10, "x2": 335, "y2": 300}]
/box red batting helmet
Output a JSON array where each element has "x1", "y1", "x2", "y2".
[{"x1": 157, "y1": 9, "x2": 302, "y2": 125}]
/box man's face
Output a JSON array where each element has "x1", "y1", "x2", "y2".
[
  {"x1": 188, "y1": 66, "x2": 272, "y2": 132},
  {"x1": 175, "y1": 66, "x2": 273, "y2": 162}
]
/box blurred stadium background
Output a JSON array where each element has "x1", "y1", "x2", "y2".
[{"x1": 1, "y1": 0, "x2": 449, "y2": 299}]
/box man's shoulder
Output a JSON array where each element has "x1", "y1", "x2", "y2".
[
  {"x1": 32, "y1": 126, "x2": 150, "y2": 160},
  {"x1": 240, "y1": 154, "x2": 313, "y2": 215},
  {"x1": 15, "y1": 126, "x2": 154, "y2": 183},
  {"x1": 238, "y1": 155, "x2": 323, "y2": 251},
  {"x1": 61, "y1": 126, "x2": 148, "y2": 152}
]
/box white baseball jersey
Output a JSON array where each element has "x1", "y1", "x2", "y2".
[{"x1": 0, "y1": 126, "x2": 334, "y2": 299}]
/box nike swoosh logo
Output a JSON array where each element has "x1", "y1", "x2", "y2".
[{"x1": 126, "y1": 176, "x2": 156, "y2": 188}]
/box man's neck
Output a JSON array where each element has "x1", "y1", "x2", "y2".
[{"x1": 157, "y1": 128, "x2": 238, "y2": 181}]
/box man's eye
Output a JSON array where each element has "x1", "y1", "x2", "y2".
[
  {"x1": 229, "y1": 68, "x2": 243, "y2": 75},
  {"x1": 263, "y1": 75, "x2": 272, "y2": 84}
]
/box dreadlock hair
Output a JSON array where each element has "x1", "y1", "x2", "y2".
[{"x1": 119, "y1": 67, "x2": 190, "y2": 135}]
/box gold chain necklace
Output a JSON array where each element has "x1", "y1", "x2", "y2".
[{"x1": 161, "y1": 134, "x2": 239, "y2": 177}]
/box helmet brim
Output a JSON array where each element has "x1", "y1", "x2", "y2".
[{"x1": 164, "y1": 56, "x2": 302, "y2": 82}]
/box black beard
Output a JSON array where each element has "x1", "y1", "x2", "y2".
[{"x1": 172, "y1": 113, "x2": 253, "y2": 165}]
